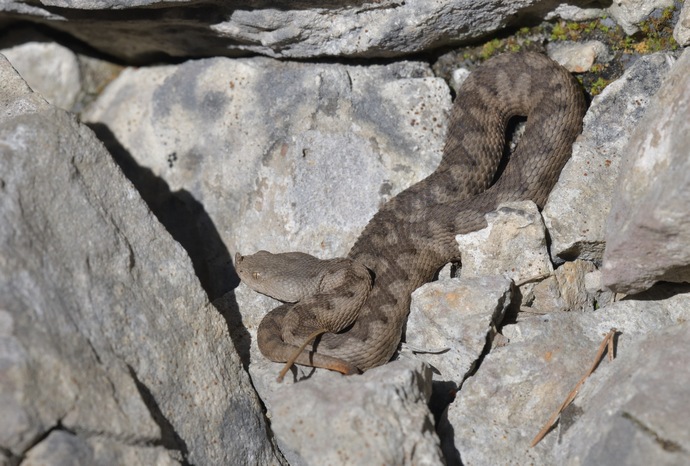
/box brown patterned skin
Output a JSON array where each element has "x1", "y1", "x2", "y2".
[{"x1": 236, "y1": 52, "x2": 586, "y2": 374}]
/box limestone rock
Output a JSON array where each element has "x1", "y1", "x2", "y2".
[
  {"x1": 0, "y1": 41, "x2": 81, "y2": 111},
  {"x1": 554, "y1": 259, "x2": 597, "y2": 312},
  {"x1": 602, "y1": 48, "x2": 690, "y2": 294},
  {"x1": 453, "y1": 283, "x2": 690, "y2": 464},
  {"x1": 456, "y1": 201, "x2": 553, "y2": 285},
  {"x1": 405, "y1": 276, "x2": 513, "y2": 382},
  {"x1": 1, "y1": 1, "x2": 581, "y2": 62},
  {"x1": 0, "y1": 55, "x2": 281, "y2": 465},
  {"x1": 269, "y1": 359, "x2": 443, "y2": 466},
  {"x1": 526, "y1": 275, "x2": 567, "y2": 314},
  {"x1": 556, "y1": 320, "x2": 690, "y2": 465},
  {"x1": 673, "y1": 1, "x2": 690, "y2": 46},
  {"x1": 543, "y1": 53, "x2": 674, "y2": 263},
  {"x1": 547, "y1": 40, "x2": 609, "y2": 73},
  {"x1": 22, "y1": 431, "x2": 181, "y2": 466}
]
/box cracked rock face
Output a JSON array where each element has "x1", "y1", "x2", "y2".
[{"x1": 0, "y1": 55, "x2": 282, "y2": 465}]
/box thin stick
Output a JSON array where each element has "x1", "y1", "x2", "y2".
[
  {"x1": 277, "y1": 329, "x2": 327, "y2": 383},
  {"x1": 530, "y1": 327, "x2": 618, "y2": 447}
]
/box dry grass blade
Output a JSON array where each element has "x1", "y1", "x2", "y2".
[{"x1": 530, "y1": 327, "x2": 618, "y2": 447}]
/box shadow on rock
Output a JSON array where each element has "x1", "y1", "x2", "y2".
[{"x1": 87, "y1": 122, "x2": 250, "y2": 367}]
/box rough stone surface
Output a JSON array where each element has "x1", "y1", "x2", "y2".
[
  {"x1": 456, "y1": 201, "x2": 553, "y2": 286},
  {"x1": 526, "y1": 275, "x2": 567, "y2": 314},
  {"x1": 602, "y1": 48, "x2": 690, "y2": 294},
  {"x1": 452, "y1": 283, "x2": 690, "y2": 465},
  {"x1": 0, "y1": 55, "x2": 281, "y2": 465},
  {"x1": 674, "y1": 1, "x2": 690, "y2": 46},
  {"x1": 554, "y1": 259, "x2": 597, "y2": 312},
  {"x1": 0, "y1": 42, "x2": 81, "y2": 111},
  {"x1": 21, "y1": 430, "x2": 181, "y2": 466},
  {"x1": 556, "y1": 319, "x2": 690, "y2": 466},
  {"x1": 547, "y1": 40, "x2": 609, "y2": 73},
  {"x1": 405, "y1": 276, "x2": 513, "y2": 382},
  {"x1": 269, "y1": 359, "x2": 443, "y2": 466},
  {"x1": 0, "y1": 0, "x2": 584, "y2": 62},
  {"x1": 83, "y1": 56, "x2": 450, "y2": 300},
  {"x1": 543, "y1": 53, "x2": 674, "y2": 263}
]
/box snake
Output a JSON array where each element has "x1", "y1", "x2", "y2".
[{"x1": 236, "y1": 52, "x2": 586, "y2": 379}]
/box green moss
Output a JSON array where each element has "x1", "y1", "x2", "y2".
[
  {"x1": 590, "y1": 77, "x2": 611, "y2": 96},
  {"x1": 479, "y1": 38, "x2": 502, "y2": 59},
  {"x1": 550, "y1": 22, "x2": 568, "y2": 41}
]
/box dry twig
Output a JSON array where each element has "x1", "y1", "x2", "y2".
[{"x1": 530, "y1": 327, "x2": 618, "y2": 447}]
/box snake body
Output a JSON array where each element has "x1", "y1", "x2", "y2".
[{"x1": 236, "y1": 52, "x2": 586, "y2": 374}]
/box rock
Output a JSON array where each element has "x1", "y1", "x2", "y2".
[
  {"x1": 0, "y1": 55, "x2": 281, "y2": 465},
  {"x1": 606, "y1": 0, "x2": 675, "y2": 35},
  {"x1": 543, "y1": 53, "x2": 674, "y2": 264},
  {"x1": 547, "y1": 40, "x2": 609, "y2": 73},
  {"x1": 0, "y1": 1, "x2": 595, "y2": 62},
  {"x1": 554, "y1": 259, "x2": 596, "y2": 312},
  {"x1": 602, "y1": 48, "x2": 690, "y2": 294},
  {"x1": 0, "y1": 41, "x2": 81, "y2": 111},
  {"x1": 21, "y1": 430, "x2": 181, "y2": 466},
  {"x1": 546, "y1": 4, "x2": 606, "y2": 22},
  {"x1": 555, "y1": 320, "x2": 690, "y2": 465},
  {"x1": 456, "y1": 201, "x2": 553, "y2": 286},
  {"x1": 526, "y1": 275, "x2": 567, "y2": 314},
  {"x1": 452, "y1": 283, "x2": 690, "y2": 464},
  {"x1": 405, "y1": 276, "x2": 513, "y2": 382},
  {"x1": 450, "y1": 68, "x2": 471, "y2": 94},
  {"x1": 673, "y1": 1, "x2": 690, "y2": 46},
  {"x1": 83, "y1": 56, "x2": 450, "y2": 300},
  {"x1": 268, "y1": 359, "x2": 443, "y2": 466}
]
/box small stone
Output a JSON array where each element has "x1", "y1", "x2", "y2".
[
  {"x1": 450, "y1": 67, "x2": 471, "y2": 94},
  {"x1": 554, "y1": 259, "x2": 596, "y2": 312},
  {"x1": 528, "y1": 275, "x2": 567, "y2": 314},
  {"x1": 456, "y1": 201, "x2": 552, "y2": 285},
  {"x1": 547, "y1": 41, "x2": 609, "y2": 73}
]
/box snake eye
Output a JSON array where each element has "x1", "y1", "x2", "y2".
[{"x1": 252, "y1": 272, "x2": 261, "y2": 280}]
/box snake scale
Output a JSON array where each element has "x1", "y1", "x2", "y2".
[{"x1": 236, "y1": 52, "x2": 586, "y2": 378}]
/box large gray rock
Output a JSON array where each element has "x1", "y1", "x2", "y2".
[
  {"x1": 602, "y1": 48, "x2": 690, "y2": 294},
  {"x1": 0, "y1": 55, "x2": 281, "y2": 465},
  {"x1": 556, "y1": 319, "x2": 690, "y2": 465},
  {"x1": 0, "y1": 1, "x2": 573, "y2": 62},
  {"x1": 452, "y1": 283, "x2": 690, "y2": 465},
  {"x1": 543, "y1": 53, "x2": 674, "y2": 263},
  {"x1": 0, "y1": 1, "x2": 678, "y2": 63}
]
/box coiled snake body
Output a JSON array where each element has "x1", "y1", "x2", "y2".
[{"x1": 236, "y1": 53, "x2": 586, "y2": 378}]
